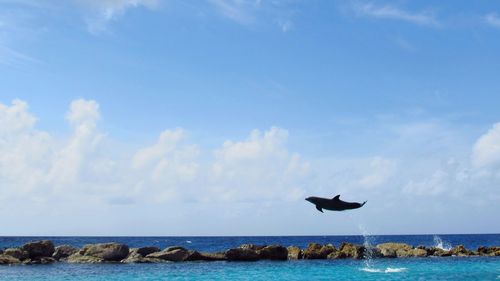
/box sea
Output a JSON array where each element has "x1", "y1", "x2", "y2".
[{"x1": 1, "y1": 234, "x2": 499, "y2": 280}]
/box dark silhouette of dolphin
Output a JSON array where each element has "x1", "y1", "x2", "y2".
[{"x1": 305, "y1": 195, "x2": 366, "y2": 213}]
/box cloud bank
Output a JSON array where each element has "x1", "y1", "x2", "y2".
[{"x1": 0, "y1": 99, "x2": 499, "y2": 235}]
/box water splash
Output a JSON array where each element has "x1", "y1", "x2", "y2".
[
  {"x1": 360, "y1": 267, "x2": 407, "y2": 273},
  {"x1": 433, "y1": 235, "x2": 452, "y2": 251},
  {"x1": 358, "y1": 224, "x2": 375, "y2": 268}
]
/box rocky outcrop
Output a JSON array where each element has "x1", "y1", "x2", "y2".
[
  {"x1": 328, "y1": 243, "x2": 365, "y2": 259},
  {"x1": 185, "y1": 251, "x2": 226, "y2": 261},
  {"x1": 77, "y1": 243, "x2": 129, "y2": 262},
  {"x1": 0, "y1": 240, "x2": 498, "y2": 265},
  {"x1": 449, "y1": 245, "x2": 474, "y2": 257},
  {"x1": 225, "y1": 248, "x2": 260, "y2": 261},
  {"x1": 53, "y1": 245, "x2": 78, "y2": 260},
  {"x1": 287, "y1": 246, "x2": 302, "y2": 259},
  {"x1": 0, "y1": 254, "x2": 21, "y2": 264},
  {"x1": 477, "y1": 246, "x2": 500, "y2": 256},
  {"x1": 377, "y1": 243, "x2": 413, "y2": 258},
  {"x1": 21, "y1": 240, "x2": 55, "y2": 259},
  {"x1": 429, "y1": 247, "x2": 451, "y2": 257},
  {"x1": 257, "y1": 245, "x2": 288, "y2": 260},
  {"x1": 146, "y1": 247, "x2": 191, "y2": 262},
  {"x1": 303, "y1": 243, "x2": 335, "y2": 259},
  {"x1": 4, "y1": 248, "x2": 28, "y2": 260}
]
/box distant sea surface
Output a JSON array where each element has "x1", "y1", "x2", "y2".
[{"x1": 1, "y1": 234, "x2": 499, "y2": 280}]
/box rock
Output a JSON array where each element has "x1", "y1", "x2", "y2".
[
  {"x1": 0, "y1": 249, "x2": 3, "y2": 255},
  {"x1": 477, "y1": 246, "x2": 500, "y2": 256},
  {"x1": 239, "y1": 244, "x2": 265, "y2": 251},
  {"x1": 303, "y1": 243, "x2": 335, "y2": 259},
  {"x1": 377, "y1": 243, "x2": 412, "y2": 258},
  {"x1": 21, "y1": 240, "x2": 55, "y2": 259},
  {"x1": 4, "y1": 248, "x2": 28, "y2": 260},
  {"x1": 53, "y1": 245, "x2": 78, "y2": 260},
  {"x1": 121, "y1": 250, "x2": 165, "y2": 263},
  {"x1": 185, "y1": 251, "x2": 226, "y2": 261},
  {"x1": 257, "y1": 245, "x2": 288, "y2": 260},
  {"x1": 328, "y1": 243, "x2": 364, "y2": 259},
  {"x1": 66, "y1": 254, "x2": 104, "y2": 263},
  {"x1": 450, "y1": 245, "x2": 474, "y2": 257},
  {"x1": 146, "y1": 248, "x2": 191, "y2": 262},
  {"x1": 23, "y1": 257, "x2": 56, "y2": 265},
  {"x1": 165, "y1": 246, "x2": 187, "y2": 252},
  {"x1": 0, "y1": 254, "x2": 21, "y2": 264},
  {"x1": 412, "y1": 248, "x2": 428, "y2": 257},
  {"x1": 429, "y1": 247, "x2": 451, "y2": 257},
  {"x1": 136, "y1": 247, "x2": 161, "y2": 257},
  {"x1": 364, "y1": 247, "x2": 383, "y2": 259},
  {"x1": 79, "y1": 243, "x2": 129, "y2": 261},
  {"x1": 225, "y1": 248, "x2": 260, "y2": 261},
  {"x1": 287, "y1": 246, "x2": 302, "y2": 259}
]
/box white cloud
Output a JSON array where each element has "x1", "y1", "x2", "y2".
[
  {"x1": 351, "y1": 2, "x2": 439, "y2": 26},
  {"x1": 74, "y1": 0, "x2": 160, "y2": 33},
  {"x1": 1, "y1": 99, "x2": 500, "y2": 235},
  {"x1": 485, "y1": 13, "x2": 500, "y2": 28},
  {"x1": 472, "y1": 122, "x2": 500, "y2": 168},
  {"x1": 210, "y1": 127, "x2": 310, "y2": 201}
]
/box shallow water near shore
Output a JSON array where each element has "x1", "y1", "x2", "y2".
[
  {"x1": 1, "y1": 234, "x2": 499, "y2": 280},
  {"x1": 1, "y1": 257, "x2": 499, "y2": 280}
]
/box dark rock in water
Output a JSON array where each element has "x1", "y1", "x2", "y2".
[
  {"x1": 329, "y1": 243, "x2": 364, "y2": 259},
  {"x1": 79, "y1": 243, "x2": 129, "y2": 261},
  {"x1": 303, "y1": 243, "x2": 335, "y2": 259},
  {"x1": 239, "y1": 244, "x2": 265, "y2": 251},
  {"x1": 146, "y1": 248, "x2": 191, "y2": 262},
  {"x1": 66, "y1": 254, "x2": 104, "y2": 263},
  {"x1": 0, "y1": 254, "x2": 21, "y2": 265},
  {"x1": 4, "y1": 248, "x2": 29, "y2": 261},
  {"x1": 0, "y1": 249, "x2": 3, "y2": 255},
  {"x1": 287, "y1": 246, "x2": 302, "y2": 259},
  {"x1": 364, "y1": 247, "x2": 383, "y2": 259},
  {"x1": 165, "y1": 246, "x2": 187, "y2": 252},
  {"x1": 53, "y1": 245, "x2": 78, "y2": 260},
  {"x1": 377, "y1": 243, "x2": 413, "y2": 258},
  {"x1": 477, "y1": 246, "x2": 500, "y2": 256},
  {"x1": 121, "y1": 249, "x2": 165, "y2": 263},
  {"x1": 449, "y1": 245, "x2": 474, "y2": 257},
  {"x1": 21, "y1": 240, "x2": 55, "y2": 259},
  {"x1": 136, "y1": 247, "x2": 161, "y2": 257},
  {"x1": 225, "y1": 248, "x2": 260, "y2": 261},
  {"x1": 185, "y1": 251, "x2": 226, "y2": 261},
  {"x1": 429, "y1": 247, "x2": 451, "y2": 257},
  {"x1": 257, "y1": 245, "x2": 288, "y2": 260},
  {"x1": 23, "y1": 257, "x2": 56, "y2": 265}
]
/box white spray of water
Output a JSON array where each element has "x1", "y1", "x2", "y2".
[
  {"x1": 360, "y1": 267, "x2": 407, "y2": 273},
  {"x1": 433, "y1": 235, "x2": 452, "y2": 251}
]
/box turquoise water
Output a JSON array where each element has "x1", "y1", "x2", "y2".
[
  {"x1": 1, "y1": 258, "x2": 499, "y2": 280},
  {"x1": 1, "y1": 235, "x2": 499, "y2": 280}
]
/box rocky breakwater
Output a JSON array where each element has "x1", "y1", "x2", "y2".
[{"x1": 0, "y1": 240, "x2": 499, "y2": 265}]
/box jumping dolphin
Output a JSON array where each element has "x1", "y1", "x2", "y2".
[{"x1": 305, "y1": 195, "x2": 366, "y2": 213}]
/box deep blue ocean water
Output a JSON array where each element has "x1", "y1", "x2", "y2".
[{"x1": 1, "y1": 234, "x2": 499, "y2": 280}]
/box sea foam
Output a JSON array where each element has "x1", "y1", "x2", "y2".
[{"x1": 360, "y1": 267, "x2": 407, "y2": 273}]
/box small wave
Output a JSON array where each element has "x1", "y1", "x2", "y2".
[
  {"x1": 360, "y1": 267, "x2": 407, "y2": 273},
  {"x1": 186, "y1": 240, "x2": 192, "y2": 244}
]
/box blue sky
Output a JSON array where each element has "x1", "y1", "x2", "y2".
[{"x1": 1, "y1": 0, "x2": 500, "y2": 236}]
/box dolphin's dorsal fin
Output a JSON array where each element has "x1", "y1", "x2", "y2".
[{"x1": 332, "y1": 194, "x2": 340, "y2": 201}]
